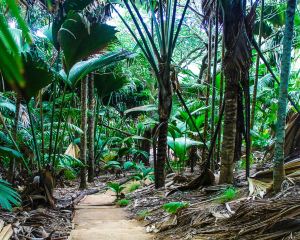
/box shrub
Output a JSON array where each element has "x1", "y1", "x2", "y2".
[
  {"x1": 217, "y1": 187, "x2": 237, "y2": 203},
  {"x1": 128, "y1": 182, "x2": 141, "y2": 192},
  {"x1": 117, "y1": 199, "x2": 130, "y2": 207},
  {"x1": 162, "y1": 201, "x2": 189, "y2": 214},
  {"x1": 106, "y1": 182, "x2": 125, "y2": 199}
]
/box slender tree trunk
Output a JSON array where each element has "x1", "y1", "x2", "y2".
[
  {"x1": 210, "y1": 1, "x2": 219, "y2": 171},
  {"x1": 88, "y1": 74, "x2": 95, "y2": 183},
  {"x1": 217, "y1": 38, "x2": 225, "y2": 163},
  {"x1": 251, "y1": 0, "x2": 264, "y2": 129},
  {"x1": 202, "y1": 18, "x2": 213, "y2": 161},
  {"x1": 80, "y1": 77, "x2": 88, "y2": 189},
  {"x1": 9, "y1": 94, "x2": 21, "y2": 183},
  {"x1": 40, "y1": 92, "x2": 45, "y2": 166},
  {"x1": 273, "y1": 0, "x2": 296, "y2": 192},
  {"x1": 189, "y1": 146, "x2": 198, "y2": 172}
]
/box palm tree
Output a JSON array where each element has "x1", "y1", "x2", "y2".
[
  {"x1": 111, "y1": 0, "x2": 190, "y2": 188},
  {"x1": 208, "y1": 0, "x2": 255, "y2": 183},
  {"x1": 273, "y1": 0, "x2": 297, "y2": 192}
]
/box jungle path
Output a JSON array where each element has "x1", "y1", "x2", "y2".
[{"x1": 70, "y1": 191, "x2": 153, "y2": 240}]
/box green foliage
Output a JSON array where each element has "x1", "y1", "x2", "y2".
[
  {"x1": 0, "y1": 179, "x2": 21, "y2": 211},
  {"x1": 128, "y1": 182, "x2": 141, "y2": 192},
  {"x1": 94, "y1": 64, "x2": 128, "y2": 98},
  {"x1": 116, "y1": 199, "x2": 130, "y2": 207},
  {"x1": 137, "y1": 210, "x2": 150, "y2": 219},
  {"x1": 104, "y1": 160, "x2": 121, "y2": 170},
  {"x1": 162, "y1": 202, "x2": 189, "y2": 214},
  {"x1": 56, "y1": 154, "x2": 83, "y2": 171},
  {"x1": 58, "y1": 12, "x2": 117, "y2": 71},
  {"x1": 217, "y1": 187, "x2": 237, "y2": 203},
  {"x1": 67, "y1": 51, "x2": 132, "y2": 88},
  {"x1": 132, "y1": 164, "x2": 154, "y2": 182},
  {"x1": 106, "y1": 182, "x2": 125, "y2": 199},
  {"x1": 123, "y1": 161, "x2": 136, "y2": 170},
  {"x1": 167, "y1": 136, "x2": 202, "y2": 161},
  {"x1": 63, "y1": 169, "x2": 77, "y2": 180},
  {"x1": 0, "y1": 146, "x2": 23, "y2": 159},
  {"x1": 20, "y1": 52, "x2": 54, "y2": 101}
]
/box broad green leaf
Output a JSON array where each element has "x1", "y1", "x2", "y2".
[
  {"x1": 167, "y1": 136, "x2": 203, "y2": 161},
  {"x1": 0, "y1": 146, "x2": 23, "y2": 159},
  {"x1": 0, "y1": 179, "x2": 21, "y2": 211},
  {"x1": 58, "y1": 12, "x2": 117, "y2": 71},
  {"x1": 20, "y1": 52, "x2": 54, "y2": 101},
  {"x1": 67, "y1": 51, "x2": 132, "y2": 88},
  {"x1": 124, "y1": 104, "x2": 157, "y2": 115}
]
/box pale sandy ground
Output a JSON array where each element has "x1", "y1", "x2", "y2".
[{"x1": 70, "y1": 191, "x2": 153, "y2": 240}]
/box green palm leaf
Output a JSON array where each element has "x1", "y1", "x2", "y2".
[
  {"x1": 0, "y1": 179, "x2": 21, "y2": 211},
  {"x1": 58, "y1": 12, "x2": 117, "y2": 72},
  {"x1": 67, "y1": 51, "x2": 132, "y2": 88}
]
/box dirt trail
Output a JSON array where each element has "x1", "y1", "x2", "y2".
[{"x1": 70, "y1": 191, "x2": 153, "y2": 240}]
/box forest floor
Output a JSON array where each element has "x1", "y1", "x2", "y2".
[
  {"x1": 2, "y1": 162, "x2": 300, "y2": 239},
  {"x1": 70, "y1": 190, "x2": 152, "y2": 240}
]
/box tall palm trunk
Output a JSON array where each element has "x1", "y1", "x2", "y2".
[
  {"x1": 155, "y1": 65, "x2": 172, "y2": 188},
  {"x1": 219, "y1": 76, "x2": 238, "y2": 183},
  {"x1": 87, "y1": 74, "x2": 95, "y2": 183},
  {"x1": 80, "y1": 77, "x2": 88, "y2": 189},
  {"x1": 9, "y1": 94, "x2": 21, "y2": 183},
  {"x1": 219, "y1": 0, "x2": 254, "y2": 183},
  {"x1": 273, "y1": 0, "x2": 296, "y2": 192}
]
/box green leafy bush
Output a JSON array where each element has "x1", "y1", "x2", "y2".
[
  {"x1": 128, "y1": 182, "x2": 141, "y2": 192},
  {"x1": 106, "y1": 182, "x2": 125, "y2": 199},
  {"x1": 117, "y1": 199, "x2": 130, "y2": 207},
  {"x1": 104, "y1": 160, "x2": 121, "y2": 170},
  {"x1": 217, "y1": 187, "x2": 237, "y2": 203},
  {"x1": 162, "y1": 201, "x2": 189, "y2": 214},
  {"x1": 0, "y1": 179, "x2": 21, "y2": 211},
  {"x1": 123, "y1": 161, "x2": 136, "y2": 170},
  {"x1": 132, "y1": 164, "x2": 154, "y2": 182}
]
